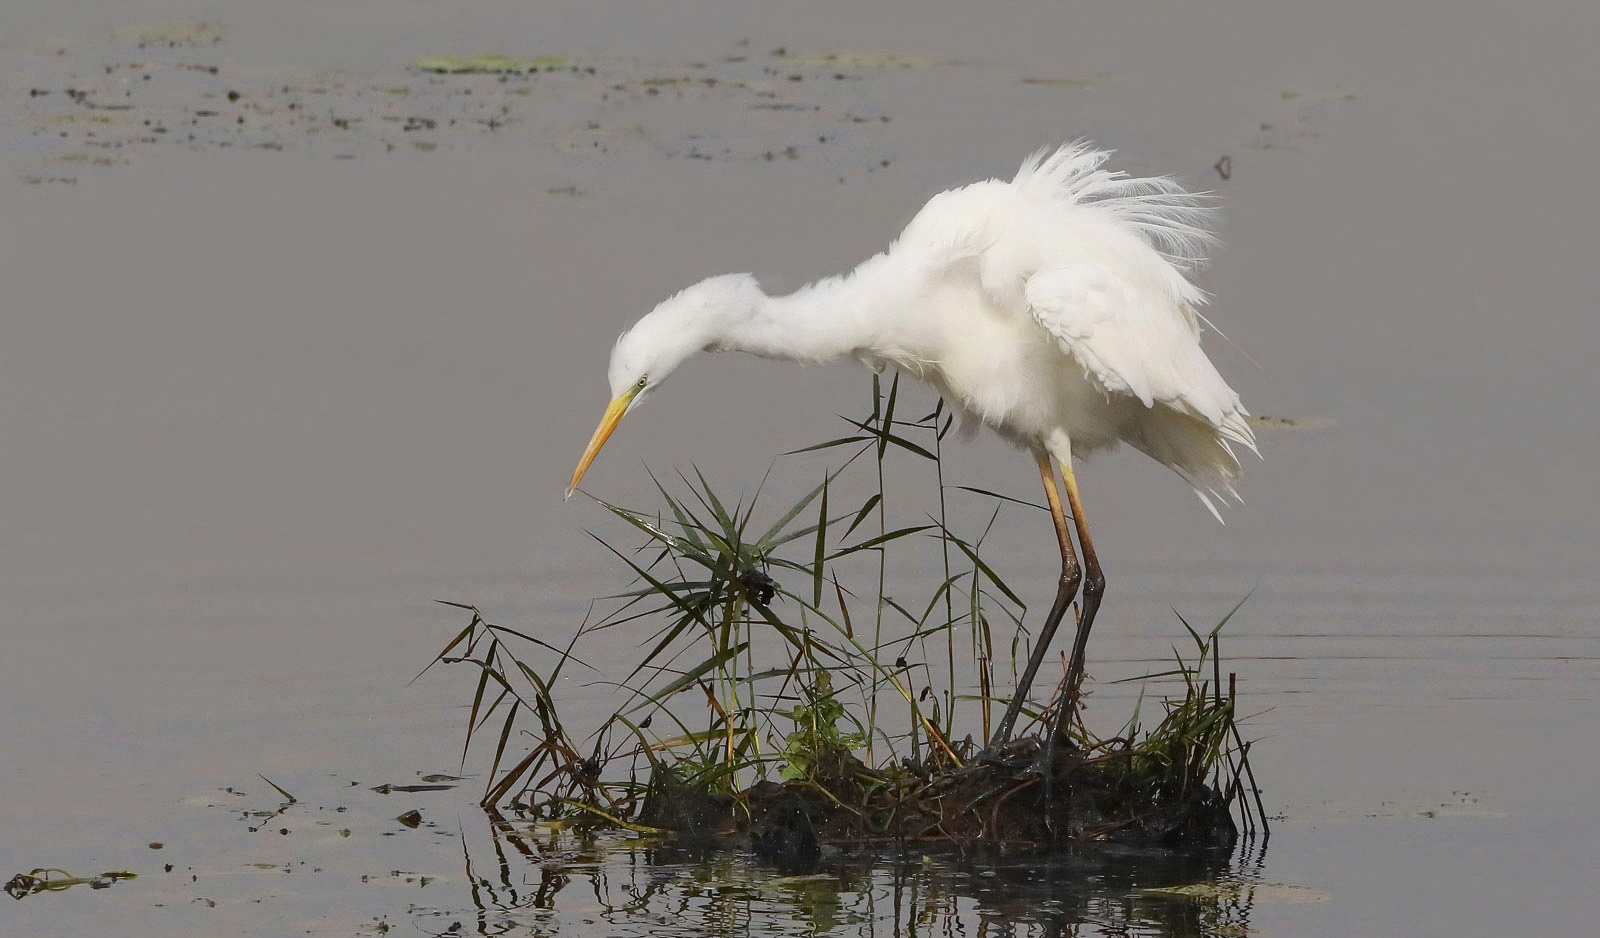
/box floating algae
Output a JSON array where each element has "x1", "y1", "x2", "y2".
[
  {"x1": 1143, "y1": 881, "x2": 1331, "y2": 904},
  {"x1": 412, "y1": 55, "x2": 571, "y2": 74}
]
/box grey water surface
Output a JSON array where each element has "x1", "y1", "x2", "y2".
[{"x1": 2, "y1": 1, "x2": 1596, "y2": 935}]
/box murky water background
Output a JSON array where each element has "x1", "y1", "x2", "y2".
[{"x1": 3, "y1": 1, "x2": 1596, "y2": 935}]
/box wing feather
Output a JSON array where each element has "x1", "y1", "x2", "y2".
[
  {"x1": 1024, "y1": 263, "x2": 1258, "y2": 511},
  {"x1": 1025, "y1": 265, "x2": 1243, "y2": 426}
]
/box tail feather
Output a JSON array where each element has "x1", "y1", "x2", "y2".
[{"x1": 1124, "y1": 404, "x2": 1249, "y2": 521}]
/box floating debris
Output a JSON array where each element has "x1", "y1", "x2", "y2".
[
  {"x1": 371, "y1": 783, "x2": 456, "y2": 794},
  {"x1": 6, "y1": 868, "x2": 137, "y2": 899},
  {"x1": 1247, "y1": 415, "x2": 1337, "y2": 430},
  {"x1": 124, "y1": 21, "x2": 225, "y2": 49},
  {"x1": 412, "y1": 55, "x2": 570, "y2": 74},
  {"x1": 1143, "y1": 881, "x2": 1331, "y2": 904},
  {"x1": 772, "y1": 51, "x2": 960, "y2": 69},
  {"x1": 1019, "y1": 76, "x2": 1106, "y2": 89}
]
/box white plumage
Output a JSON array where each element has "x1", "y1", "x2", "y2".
[{"x1": 570, "y1": 142, "x2": 1257, "y2": 742}]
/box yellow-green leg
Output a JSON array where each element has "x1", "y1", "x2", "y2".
[
  {"x1": 989, "y1": 448, "x2": 1083, "y2": 746},
  {"x1": 1053, "y1": 454, "x2": 1105, "y2": 735}
]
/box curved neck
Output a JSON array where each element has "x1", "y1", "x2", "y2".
[{"x1": 718, "y1": 253, "x2": 916, "y2": 363}]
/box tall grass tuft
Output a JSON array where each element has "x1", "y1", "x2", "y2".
[{"x1": 431, "y1": 377, "x2": 1265, "y2": 848}]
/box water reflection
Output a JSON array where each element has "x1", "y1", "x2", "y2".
[{"x1": 434, "y1": 810, "x2": 1268, "y2": 937}]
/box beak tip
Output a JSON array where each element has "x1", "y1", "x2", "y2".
[{"x1": 567, "y1": 387, "x2": 633, "y2": 505}]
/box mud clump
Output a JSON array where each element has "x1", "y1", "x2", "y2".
[
  {"x1": 746, "y1": 781, "x2": 824, "y2": 869},
  {"x1": 640, "y1": 734, "x2": 1237, "y2": 863},
  {"x1": 637, "y1": 766, "x2": 733, "y2": 844}
]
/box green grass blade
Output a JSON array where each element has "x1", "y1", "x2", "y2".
[
  {"x1": 784, "y1": 435, "x2": 873, "y2": 456},
  {"x1": 944, "y1": 530, "x2": 1027, "y2": 609},
  {"x1": 257, "y1": 774, "x2": 297, "y2": 804},
  {"x1": 590, "y1": 534, "x2": 715, "y2": 627},
  {"x1": 878, "y1": 372, "x2": 901, "y2": 459},
  {"x1": 841, "y1": 493, "x2": 882, "y2": 540},
  {"x1": 952, "y1": 485, "x2": 1046, "y2": 512},
  {"x1": 461, "y1": 639, "x2": 499, "y2": 769},
  {"x1": 486, "y1": 699, "x2": 521, "y2": 795},
  {"x1": 761, "y1": 506, "x2": 857, "y2": 550},
  {"x1": 825, "y1": 524, "x2": 937, "y2": 561},
  {"x1": 916, "y1": 574, "x2": 963, "y2": 625},
  {"x1": 592, "y1": 496, "x2": 713, "y2": 569},
  {"x1": 627, "y1": 642, "x2": 750, "y2": 713},
  {"x1": 747, "y1": 592, "x2": 827, "y2": 657},
  {"x1": 413, "y1": 605, "x2": 481, "y2": 684},
  {"x1": 812, "y1": 476, "x2": 829, "y2": 606},
  {"x1": 690, "y1": 467, "x2": 735, "y2": 534},
  {"x1": 647, "y1": 468, "x2": 710, "y2": 554},
  {"x1": 482, "y1": 624, "x2": 595, "y2": 671},
  {"x1": 473, "y1": 685, "x2": 512, "y2": 734},
  {"x1": 755, "y1": 474, "x2": 830, "y2": 551},
  {"x1": 1210, "y1": 590, "x2": 1255, "y2": 638},
  {"x1": 839, "y1": 415, "x2": 939, "y2": 461}
]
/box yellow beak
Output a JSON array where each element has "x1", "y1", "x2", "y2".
[{"x1": 566, "y1": 386, "x2": 638, "y2": 498}]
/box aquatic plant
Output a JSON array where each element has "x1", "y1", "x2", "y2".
[{"x1": 430, "y1": 376, "x2": 1265, "y2": 850}]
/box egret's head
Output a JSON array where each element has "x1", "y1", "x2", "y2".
[{"x1": 567, "y1": 274, "x2": 762, "y2": 497}]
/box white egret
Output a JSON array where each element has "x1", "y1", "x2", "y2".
[{"x1": 567, "y1": 142, "x2": 1256, "y2": 745}]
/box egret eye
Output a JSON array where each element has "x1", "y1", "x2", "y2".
[{"x1": 636, "y1": 376, "x2": 648, "y2": 389}]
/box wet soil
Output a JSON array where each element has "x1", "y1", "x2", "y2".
[{"x1": 640, "y1": 734, "x2": 1237, "y2": 870}]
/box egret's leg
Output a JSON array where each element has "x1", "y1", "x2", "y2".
[
  {"x1": 1052, "y1": 456, "x2": 1105, "y2": 736},
  {"x1": 989, "y1": 449, "x2": 1081, "y2": 746}
]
